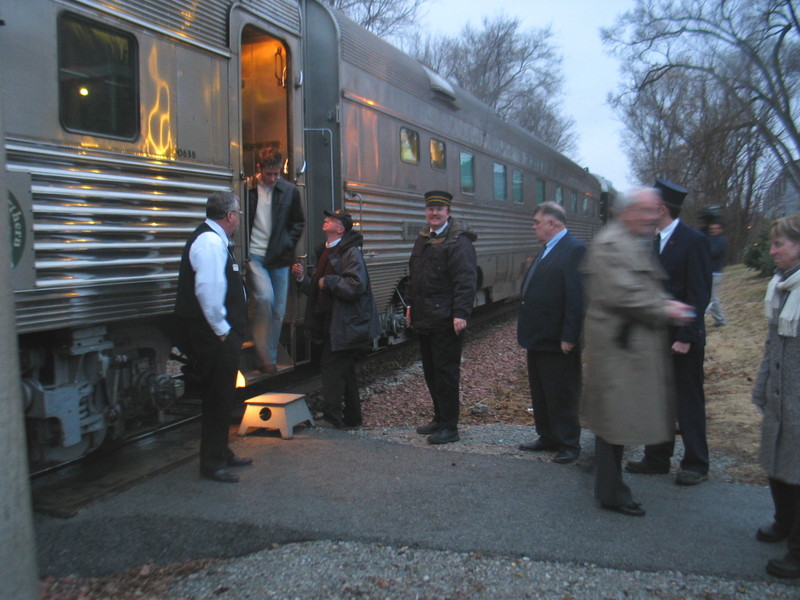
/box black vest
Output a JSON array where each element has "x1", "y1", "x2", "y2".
[{"x1": 174, "y1": 222, "x2": 247, "y2": 336}]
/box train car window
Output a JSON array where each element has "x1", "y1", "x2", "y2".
[
  {"x1": 430, "y1": 139, "x2": 447, "y2": 170},
  {"x1": 512, "y1": 170, "x2": 523, "y2": 203},
  {"x1": 583, "y1": 196, "x2": 592, "y2": 216},
  {"x1": 493, "y1": 163, "x2": 507, "y2": 201},
  {"x1": 570, "y1": 191, "x2": 579, "y2": 214},
  {"x1": 460, "y1": 151, "x2": 475, "y2": 194},
  {"x1": 400, "y1": 127, "x2": 420, "y2": 164},
  {"x1": 58, "y1": 14, "x2": 139, "y2": 140},
  {"x1": 535, "y1": 178, "x2": 546, "y2": 204},
  {"x1": 555, "y1": 186, "x2": 564, "y2": 205}
]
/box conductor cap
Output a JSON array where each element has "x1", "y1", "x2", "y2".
[
  {"x1": 424, "y1": 190, "x2": 453, "y2": 207},
  {"x1": 654, "y1": 178, "x2": 689, "y2": 207}
]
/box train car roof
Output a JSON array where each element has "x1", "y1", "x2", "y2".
[{"x1": 328, "y1": 5, "x2": 596, "y2": 187}]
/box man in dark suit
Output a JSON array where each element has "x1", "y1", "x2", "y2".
[
  {"x1": 175, "y1": 191, "x2": 251, "y2": 483},
  {"x1": 626, "y1": 178, "x2": 713, "y2": 485},
  {"x1": 247, "y1": 148, "x2": 305, "y2": 374},
  {"x1": 517, "y1": 202, "x2": 586, "y2": 464}
]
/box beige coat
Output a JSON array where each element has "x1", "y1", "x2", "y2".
[{"x1": 580, "y1": 220, "x2": 676, "y2": 446}]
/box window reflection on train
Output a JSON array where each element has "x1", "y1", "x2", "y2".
[{"x1": 1, "y1": 0, "x2": 615, "y2": 471}]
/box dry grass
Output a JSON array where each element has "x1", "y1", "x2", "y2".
[{"x1": 704, "y1": 264, "x2": 770, "y2": 484}]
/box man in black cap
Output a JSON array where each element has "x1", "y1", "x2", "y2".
[
  {"x1": 406, "y1": 190, "x2": 478, "y2": 444},
  {"x1": 292, "y1": 209, "x2": 379, "y2": 429},
  {"x1": 626, "y1": 178, "x2": 713, "y2": 485}
]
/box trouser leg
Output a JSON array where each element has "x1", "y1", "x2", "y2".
[
  {"x1": 193, "y1": 329, "x2": 242, "y2": 471},
  {"x1": 595, "y1": 436, "x2": 633, "y2": 507},
  {"x1": 528, "y1": 350, "x2": 581, "y2": 451},
  {"x1": 247, "y1": 255, "x2": 275, "y2": 367},
  {"x1": 266, "y1": 266, "x2": 289, "y2": 364},
  {"x1": 645, "y1": 343, "x2": 708, "y2": 474},
  {"x1": 706, "y1": 273, "x2": 726, "y2": 325},
  {"x1": 418, "y1": 330, "x2": 463, "y2": 430},
  {"x1": 769, "y1": 478, "x2": 800, "y2": 559},
  {"x1": 320, "y1": 340, "x2": 355, "y2": 427}
]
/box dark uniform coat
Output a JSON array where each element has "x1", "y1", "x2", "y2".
[{"x1": 407, "y1": 218, "x2": 477, "y2": 332}]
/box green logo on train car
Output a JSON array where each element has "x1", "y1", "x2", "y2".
[{"x1": 8, "y1": 192, "x2": 26, "y2": 268}]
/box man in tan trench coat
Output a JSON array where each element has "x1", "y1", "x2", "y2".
[{"x1": 581, "y1": 188, "x2": 693, "y2": 516}]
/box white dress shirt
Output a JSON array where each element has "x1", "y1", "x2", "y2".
[
  {"x1": 189, "y1": 218, "x2": 231, "y2": 336},
  {"x1": 656, "y1": 218, "x2": 680, "y2": 254}
]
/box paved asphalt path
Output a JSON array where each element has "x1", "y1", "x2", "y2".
[{"x1": 34, "y1": 428, "x2": 793, "y2": 586}]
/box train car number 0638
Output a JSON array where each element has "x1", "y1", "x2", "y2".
[{"x1": 176, "y1": 148, "x2": 197, "y2": 160}]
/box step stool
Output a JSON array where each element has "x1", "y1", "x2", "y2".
[{"x1": 238, "y1": 393, "x2": 314, "y2": 439}]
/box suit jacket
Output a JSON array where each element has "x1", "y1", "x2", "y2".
[
  {"x1": 517, "y1": 231, "x2": 586, "y2": 352},
  {"x1": 247, "y1": 177, "x2": 305, "y2": 267},
  {"x1": 657, "y1": 221, "x2": 712, "y2": 344}
]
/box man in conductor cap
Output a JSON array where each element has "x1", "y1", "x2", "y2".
[
  {"x1": 626, "y1": 178, "x2": 713, "y2": 486},
  {"x1": 406, "y1": 190, "x2": 478, "y2": 444}
]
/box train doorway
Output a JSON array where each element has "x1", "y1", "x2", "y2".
[
  {"x1": 241, "y1": 26, "x2": 291, "y2": 196},
  {"x1": 236, "y1": 25, "x2": 308, "y2": 380}
]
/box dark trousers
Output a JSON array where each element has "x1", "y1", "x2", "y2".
[
  {"x1": 527, "y1": 349, "x2": 581, "y2": 451},
  {"x1": 595, "y1": 436, "x2": 634, "y2": 507},
  {"x1": 644, "y1": 342, "x2": 709, "y2": 474},
  {"x1": 320, "y1": 341, "x2": 362, "y2": 427},
  {"x1": 188, "y1": 326, "x2": 243, "y2": 472},
  {"x1": 418, "y1": 329, "x2": 464, "y2": 430},
  {"x1": 769, "y1": 477, "x2": 800, "y2": 559}
]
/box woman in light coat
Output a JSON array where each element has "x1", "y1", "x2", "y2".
[{"x1": 753, "y1": 212, "x2": 800, "y2": 579}]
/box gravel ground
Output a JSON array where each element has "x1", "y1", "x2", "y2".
[
  {"x1": 40, "y1": 312, "x2": 796, "y2": 599},
  {"x1": 44, "y1": 538, "x2": 799, "y2": 600}
]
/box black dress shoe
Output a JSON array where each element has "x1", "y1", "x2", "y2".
[
  {"x1": 201, "y1": 468, "x2": 239, "y2": 483},
  {"x1": 428, "y1": 428, "x2": 459, "y2": 445},
  {"x1": 227, "y1": 455, "x2": 253, "y2": 468},
  {"x1": 552, "y1": 449, "x2": 580, "y2": 464},
  {"x1": 757, "y1": 522, "x2": 789, "y2": 543},
  {"x1": 518, "y1": 439, "x2": 559, "y2": 452},
  {"x1": 600, "y1": 502, "x2": 646, "y2": 517},
  {"x1": 416, "y1": 421, "x2": 441, "y2": 435},
  {"x1": 675, "y1": 469, "x2": 707, "y2": 486},
  {"x1": 625, "y1": 460, "x2": 670, "y2": 475},
  {"x1": 766, "y1": 554, "x2": 800, "y2": 578}
]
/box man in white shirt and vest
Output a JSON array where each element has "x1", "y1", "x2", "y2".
[{"x1": 174, "y1": 191, "x2": 251, "y2": 483}]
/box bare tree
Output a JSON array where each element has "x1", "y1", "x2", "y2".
[
  {"x1": 321, "y1": 0, "x2": 426, "y2": 38},
  {"x1": 604, "y1": 0, "x2": 800, "y2": 191},
  {"x1": 611, "y1": 62, "x2": 770, "y2": 257},
  {"x1": 407, "y1": 15, "x2": 577, "y2": 154}
]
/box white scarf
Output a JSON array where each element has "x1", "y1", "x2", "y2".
[{"x1": 764, "y1": 268, "x2": 800, "y2": 337}]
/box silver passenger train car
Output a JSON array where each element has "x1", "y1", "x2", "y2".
[{"x1": 1, "y1": 0, "x2": 606, "y2": 469}]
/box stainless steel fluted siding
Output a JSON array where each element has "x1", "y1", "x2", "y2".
[
  {"x1": 8, "y1": 140, "x2": 232, "y2": 334},
  {"x1": 72, "y1": 0, "x2": 301, "y2": 50},
  {"x1": 344, "y1": 183, "x2": 536, "y2": 316}
]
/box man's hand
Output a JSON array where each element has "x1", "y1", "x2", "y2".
[
  {"x1": 453, "y1": 318, "x2": 467, "y2": 335},
  {"x1": 671, "y1": 341, "x2": 691, "y2": 354},
  {"x1": 561, "y1": 341, "x2": 575, "y2": 354},
  {"x1": 291, "y1": 263, "x2": 304, "y2": 282}
]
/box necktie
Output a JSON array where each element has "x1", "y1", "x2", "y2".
[
  {"x1": 521, "y1": 244, "x2": 546, "y2": 295},
  {"x1": 653, "y1": 234, "x2": 661, "y2": 256}
]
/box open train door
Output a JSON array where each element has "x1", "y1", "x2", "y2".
[{"x1": 229, "y1": 3, "x2": 310, "y2": 382}]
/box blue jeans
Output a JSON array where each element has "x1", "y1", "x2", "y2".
[{"x1": 247, "y1": 255, "x2": 289, "y2": 366}]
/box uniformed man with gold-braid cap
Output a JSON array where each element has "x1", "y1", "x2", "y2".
[{"x1": 406, "y1": 190, "x2": 478, "y2": 444}]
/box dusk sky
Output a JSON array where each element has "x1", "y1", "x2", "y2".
[{"x1": 419, "y1": 0, "x2": 637, "y2": 192}]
